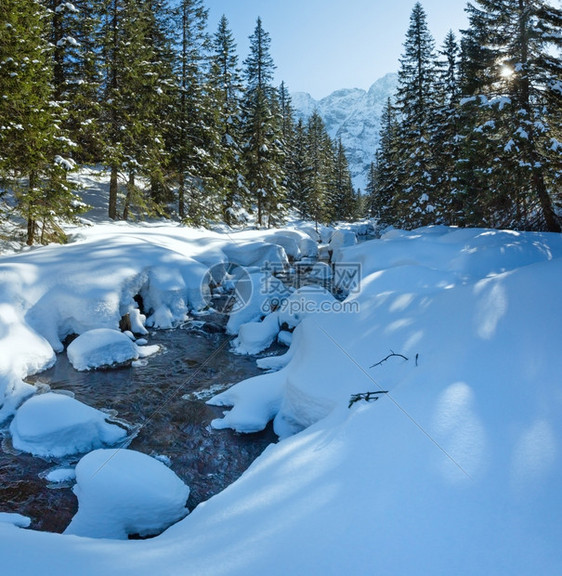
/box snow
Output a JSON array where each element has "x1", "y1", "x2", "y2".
[
  {"x1": 9, "y1": 392, "x2": 128, "y2": 458},
  {"x1": 232, "y1": 311, "x2": 280, "y2": 355},
  {"x1": 67, "y1": 328, "x2": 156, "y2": 371},
  {"x1": 293, "y1": 73, "x2": 398, "y2": 188},
  {"x1": 65, "y1": 448, "x2": 189, "y2": 539},
  {"x1": 0, "y1": 218, "x2": 562, "y2": 575}
]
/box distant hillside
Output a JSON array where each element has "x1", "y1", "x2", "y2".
[{"x1": 292, "y1": 73, "x2": 398, "y2": 191}]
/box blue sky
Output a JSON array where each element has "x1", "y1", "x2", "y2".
[{"x1": 206, "y1": 0, "x2": 469, "y2": 99}]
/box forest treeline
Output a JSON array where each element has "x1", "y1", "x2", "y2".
[
  {"x1": 368, "y1": 1, "x2": 561, "y2": 232},
  {"x1": 0, "y1": 0, "x2": 359, "y2": 244},
  {"x1": 0, "y1": 0, "x2": 560, "y2": 246}
]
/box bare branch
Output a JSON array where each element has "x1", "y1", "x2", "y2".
[
  {"x1": 369, "y1": 350, "x2": 408, "y2": 368},
  {"x1": 348, "y1": 390, "x2": 388, "y2": 408}
]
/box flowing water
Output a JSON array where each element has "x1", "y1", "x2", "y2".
[
  {"x1": 0, "y1": 234, "x2": 373, "y2": 535},
  {"x1": 0, "y1": 320, "x2": 281, "y2": 534}
]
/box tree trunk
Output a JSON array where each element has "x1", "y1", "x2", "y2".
[
  {"x1": 532, "y1": 163, "x2": 561, "y2": 232},
  {"x1": 109, "y1": 165, "x2": 118, "y2": 219},
  {"x1": 122, "y1": 171, "x2": 134, "y2": 221},
  {"x1": 26, "y1": 171, "x2": 37, "y2": 246},
  {"x1": 178, "y1": 172, "x2": 185, "y2": 219}
]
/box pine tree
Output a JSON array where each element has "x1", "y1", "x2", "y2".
[
  {"x1": 208, "y1": 14, "x2": 246, "y2": 225},
  {"x1": 371, "y1": 98, "x2": 400, "y2": 225},
  {"x1": 241, "y1": 17, "x2": 286, "y2": 227},
  {"x1": 393, "y1": 2, "x2": 439, "y2": 227},
  {"x1": 458, "y1": 0, "x2": 561, "y2": 231},
  {"x1": 0, "y1": 0, "x2": 84, "y2": 244},
  {"x1": 331, "y1": 138, "x2": 356, "y2": 221},
  {"x1": 432, "y1": 30, "x2": 463, "y2": 223},
  {"x1": 169, "y1": 0, "x2": 217, "y2": 224}
]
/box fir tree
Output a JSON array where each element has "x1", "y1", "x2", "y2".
[
  {"x1": 241, "y1": 17, "x2": 286, "y2": 227},
  {"x1": 459, "y1": 0, "x2": 561, "y2": 231},
  {"x1": 393, "y1": 2, "x2": 439, "y2": 227},
  {"x1": 208, "y1": 14, "x2": 246, "y2": 225},
  {"x1": 0, "y1": 0, "x2": 84, "y2": 244}
]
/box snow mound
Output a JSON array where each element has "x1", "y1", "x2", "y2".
[
  {"x1": 9, "y1": 392, "x2": 127, "y2": 457},
  {"x1": 67, "y1": 329, "x2": 140, "y2": 371},
  {"x1": 277, "y1": 286, "x2": 338, "y2": 329},
  {"x1": 232, "y1": 312, "x2": 280, "y2": 355},
  {"x1": 64, "y1": 448, "x2": 189, "y2": 539}
]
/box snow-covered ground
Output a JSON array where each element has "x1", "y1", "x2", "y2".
[{"x1": 0, "y1": 200, "x2": 561, "y2": 574}]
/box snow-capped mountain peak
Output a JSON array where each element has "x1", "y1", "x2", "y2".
[{"x1": 292, "y1": 73, "x2": 398, "y2": 190}]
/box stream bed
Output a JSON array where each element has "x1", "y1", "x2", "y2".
[{"x1": 0, "y1": 322, "x2": 282, "y2": 534}]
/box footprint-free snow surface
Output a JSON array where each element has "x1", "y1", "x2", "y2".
[{"x1": 1, "y1": 223, "x2": 561, "y2": 575}]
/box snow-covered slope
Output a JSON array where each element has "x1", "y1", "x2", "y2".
[
  {"x1": 1, "y1": 223, "x2": 562, "y2": 575},
  {"x1": 292, "y1": 73, "x2": 398, "y2": 190}
]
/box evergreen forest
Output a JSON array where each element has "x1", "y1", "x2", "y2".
[{"x1": 1, "y1": 0, "x2": 560, "y2": 246}]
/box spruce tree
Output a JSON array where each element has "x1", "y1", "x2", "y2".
[
  {"x1": 459, "y1": 0, "x2": 561, "y2": 231},
  {"x1": 371, "y1": 97, "x2": 400, "y2": 225},
  {"x1": 98, "y1": 0, "x2": 175, "y2": 220},
  {"x1": 241, "y1": 17, "x2": 286, "y2": 227},
  {"x1": 208, "y1": 14, "x2": 247, "y2": 225},
  {"x1": 304, "y1": 111, "x2": 333, "y2": 228},
  {"x1": 432, "y1": 30, "x2": 462, "y2": 223},
  {"x1": 287, "y1": 118, "x2": 312, "y2": 218},
  {"x1": 331, "y1": 138, "x2": 356, "y2": 221},
  {"x1": 169, "y1": 0, "x2": 217, "y2": 224},
  {"x1": 0, "y1": 0, "x2": 84, "y2": 244},
  {"x1": 393, "y1": 2, "x2": 439, "y2": 227}
]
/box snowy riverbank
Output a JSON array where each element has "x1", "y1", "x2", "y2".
[{"x1": 1, "y1": 221, "x2": 561, "y2": 574}]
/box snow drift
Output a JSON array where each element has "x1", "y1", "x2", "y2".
[{"x1": 0, "y1": 224, "x2": 561, "y2": 576}]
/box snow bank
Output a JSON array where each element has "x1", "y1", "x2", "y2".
[
  {"x1": 65, "y1": 448, "x2": 189, "y2": 539},
  {"x1": 9, "y1": 392, "x2": 127, "y2": 457},
  {"x1": 0, "y1": 222, "x2": 305, "y2": 421},
  {"x1": 1, "y1": 224, "x2": 562, "y2": 576}
]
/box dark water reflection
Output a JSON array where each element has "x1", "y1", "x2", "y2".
[{"x1": 0, "y1": 322, "x2": 281, "y2": 533}]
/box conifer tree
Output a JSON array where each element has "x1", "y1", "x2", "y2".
[
  {"x1": 0, "y1": 0, "x2": 84, "y2": 244},
  {"x1": 331, "y1": 138, "x2": 356, "y2": 221},
  {"x1": 371, "y1": 98, "x2": 400, "y2": 225},
  {"x1": 287, "y1": 118, "x2": 311, "y2": 218},
  {"x1": 459, "y1": 0, "x2": 561, "y2": 231},
  {"x1": 432, "y1": 30, "x2": 462, "y2": 222},
  {"x1": 169, "y1": 0, "x2": 218, "y2": 224},
  {"x1": 241, "y1": 17, "x2": 286, "y2": 227},
  {"x1": 98, "y1": 0, "x2": 173, "y2": 220},
  {"x1": 304, "y1": 111, "x2": 333, "y2": 227},
  {"x1": 208, "y1": 14, "x2": 247, "y2": 225},
  {"x1": 278, "y1": 81, "x2": 297, "y2": 208},
  {"x1": 393, "y1": 2, "x2": 439, "y2": 227}
]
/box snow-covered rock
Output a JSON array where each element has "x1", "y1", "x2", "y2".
[
  {"x1": 222, "y1": 241, "x2": 288, "y2": 268},
  {"x1": 67, "y1": 328, "x2": 139, "y2": 371},
  {"x1": 64, "y1": 448, "x2": 189, "y2": 539},
  {"x1": 277, "y1": 286, "x2": 338, "y2": 329},
  {"x1": 9, "y1": 392, "x2": 127, "y2": 457},
  {"x1": 232, "y1": 312, "x2": 280, "y2": 355}
]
